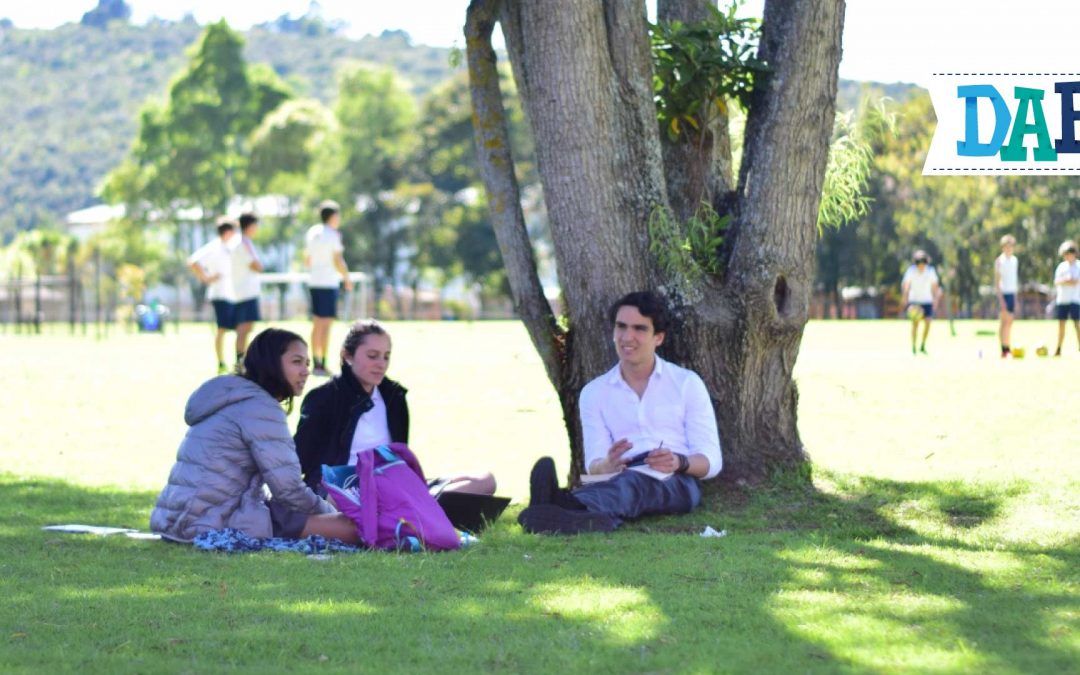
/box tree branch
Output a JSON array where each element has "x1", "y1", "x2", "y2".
[
  {"x1": 465, "y1": 0, "x2": 564, "y2": 385},
  {"x1": 729, "y1": 0, "x2": 845, "y2": 326}
]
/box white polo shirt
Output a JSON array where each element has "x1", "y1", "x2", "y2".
[
  {"x1": 305, "y1": 224, "x2": 344, "y2": 289},
  {"x1": 579, "y1": 356, "x2": 722, "y2": 480},
  {"x1": 232, "y1": 237, "x2": 262, "y2": 302},
  {"x1": 996, "y1": 254, "x2": 1019, "y2": 294},
  {"x1": 1055, "y1": 260, "x2": 1080, "y2": 304},
  {"x1": 902, "y1": 264, "x2": 939, "y2": 304},
  {"x1": 187, "y1": 238, "x2": 236, "y2": 301}
]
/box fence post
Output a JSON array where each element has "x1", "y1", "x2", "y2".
[
  {"x1": 14, "y1": 261, "x2": 23, "y2": 334},
  {"x1": 94, "y1": 246, "x2": 103, "y2": 340},
  {"x1": 33, "y1": 267, "x2": 42, "y2": 335},
  {"x1": 68, "y1": 245, "x2": 77, "y2": 334}
]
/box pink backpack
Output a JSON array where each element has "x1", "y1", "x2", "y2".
[{"x1": 322, "y1": 444, "x2": 461, "y2": 552}]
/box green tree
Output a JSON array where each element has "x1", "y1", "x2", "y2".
[
  {"x1": 104, "y1": 21, "x2": 291, "y2": 219},
  {"x1": 815, "y1": 96, "x2": 897, "y2": 317},
  {"x1": 102, "y1": 21, "x2": 292, "y2": 308},
  {"x1": 468, "y1": 0, "x2": 845, "y2": 482},
  {"x1": 248, "y1": 97, "x2": 336, "y2": 272}
]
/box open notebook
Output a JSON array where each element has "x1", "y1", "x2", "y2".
[{"x1": 579, "y1": 464, "x2": 672, "y2": 483}]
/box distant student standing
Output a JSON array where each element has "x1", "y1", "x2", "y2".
[
  {"x1": 232, "y1": 213, "x2": 264, "y2": 363},
  {"x1": 1053, "y1": 239, "x2": 1080, "y2": 356},
  {"x1": 901, "y1": 250, "x2": 940, "y2": 355},
  {"x1": 305, "y1": 200, "x2": 352, "y2": 377},
  {"x1": 994, "y1": 234, "x2": 1019, "y2": 358},
  {"x1": 188, "y1": 218, "x2": 238, "y2": 374}
]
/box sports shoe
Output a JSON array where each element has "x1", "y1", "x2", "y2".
[
  {"x1": 312, "y1": 367, "x2": 332, "y2": 377},
  {"x1": 217, "y1": 363, "x2": 229, "y2": 375},
  {"x1": 518, "y1": 504, "x2": 618, "y2": 535}
]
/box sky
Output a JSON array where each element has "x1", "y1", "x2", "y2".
[{"x1": 0, "y1": 1, "x2": 1077, "y2": 88}]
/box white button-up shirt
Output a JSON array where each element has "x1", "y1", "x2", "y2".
[{"x1": 579, "y1": 356, "x2": 722, "y2": 479}]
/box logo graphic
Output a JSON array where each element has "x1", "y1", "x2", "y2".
[{"x1": 924, "y1": 73, "x2": 1080, "y2": 174}]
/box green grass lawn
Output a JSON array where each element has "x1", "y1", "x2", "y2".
[{"x1": 1, "y1": 319, "x2": 1077, "y2": 673}]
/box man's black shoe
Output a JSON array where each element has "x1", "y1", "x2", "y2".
[
  {"x1": 529, "y1": 457, "x2": 588, "y2": 510},
  {"x1": 517, "y1": 504, "x2": 619, "y2": 535},
  {"x1": 529, "y1": 457, "x2": 559, "y2": 506}
]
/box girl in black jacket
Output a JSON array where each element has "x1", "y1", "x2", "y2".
[{"x1": 294, "y1": 320, "x2": 497, "y2": 496}]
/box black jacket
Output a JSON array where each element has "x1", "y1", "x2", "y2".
[{"x1": 294, "y1": 373, "x2": 409, "y2": 490}]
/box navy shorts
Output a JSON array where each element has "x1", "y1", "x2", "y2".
[
  {"x1": 310, "y1": 288, "x2": 338, "y2": 318},
  {"x1": 211, "y1": 300, "x2": 237, "y2": 330},
  {"x1": 1002, "y1": 293, "x2": 1015, "y2": 314},
  {"x1": 234, "y1": 298, "x2": 261, "y2": 324},
  {"x1": 268, "y1": 500, "x2": 309, "y2": 539},
  {"x1": 1057, "y1": 303, "x2": 1080, "y2": 321}
]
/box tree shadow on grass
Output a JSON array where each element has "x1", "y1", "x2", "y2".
[{"x1": 1, "y1": 474, "x2": 1076, "y2": 673}]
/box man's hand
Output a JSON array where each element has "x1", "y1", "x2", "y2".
[
  {"x1": 644, "y1": 448, "x2": 680, "y2": 474},
  {"x1": 591, "y1": 438, "x2": 632, "y2": 474},
  {"x1": 343, "y1": 278, "x2": 354, "y2": 292}
]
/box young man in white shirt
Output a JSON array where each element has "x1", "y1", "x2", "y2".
[
  {"x1": 305, "y1": 200, "x2": 353, "y2": 377},
  {"x1": 232, "y1": 213, "x2": 264, "y2": 364},
  {"x1": 187, "y1": 218, "x2": 237, "y2": 374},
  {"x1": 901, "y1": 249, "x2": 941, "y2": 355},
  {"x1": 518, "y1": 291, "x2": 722, "y2": 535},
  {"x1": 1053, "y1": 239, "x2": 1080, "y2": 356},
  {"x1": 994, "y1": 234, "x2": 1019, "y2": 358}
]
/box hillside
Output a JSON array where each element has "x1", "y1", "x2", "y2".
[
  {"x1": 0, "y1": 20, "x2": 456, "y2": 238},
  {"x1": 0, "y1": 17, "x2": 921, "y2": 241}
]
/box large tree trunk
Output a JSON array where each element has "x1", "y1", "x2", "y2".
[{"x1": 467, "y1": 0, "x2": 844, "y2": 484}]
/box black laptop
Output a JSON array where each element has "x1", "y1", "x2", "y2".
[{"x1": 436, "y1": 492, "x2": 511, "y2": 533}]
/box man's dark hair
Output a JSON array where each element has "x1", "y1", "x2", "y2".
[
  {"x1": 241, "y1": 328, "x2": 306, "y2": 413},
  {"x1": 608, "y1": 291, "x2": 670, "y2": 335},
  {"x1": 238, "y1": 212, "x2": 258, "y2": 231},
  {"x1": 319, "y1": 199, "x2": 340, "y2": 224},
  {"x1": 216, "y1": 218, "x2": 236, "y2": 237}
]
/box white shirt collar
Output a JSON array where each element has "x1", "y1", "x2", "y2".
[{"x1": 605, "y1": 354, "x2": 666, "y2": 386}]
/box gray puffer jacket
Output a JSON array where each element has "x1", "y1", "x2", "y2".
[{"x1": 150, "y1": 375, "x2": 336, "y2": 542}]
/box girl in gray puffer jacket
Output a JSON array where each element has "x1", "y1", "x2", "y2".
[{"x1": 151, "y1": 328, "x2": 359, "y2": 544}]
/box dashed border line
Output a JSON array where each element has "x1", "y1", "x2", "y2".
[
  {"x1": 930, "y1": 167, "x2": 1080, "y2": 172},
  {"x1": 932, "y1": 72, "x2": 1080, "y2": 76}
]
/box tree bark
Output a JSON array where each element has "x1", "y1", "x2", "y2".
[{"x1": 468, "y1": 0, "x2": 845, "y2": 484}]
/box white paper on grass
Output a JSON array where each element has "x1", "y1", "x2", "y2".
[{"x1": 42, "y1": 524, "x2": 137, "y2": 536}]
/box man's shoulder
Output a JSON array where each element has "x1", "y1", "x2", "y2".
[{"x1": 658, "y1": 357, "x2": 705, "y2": 388}]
